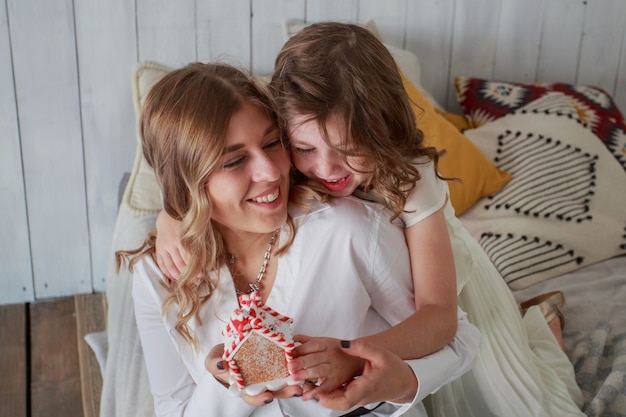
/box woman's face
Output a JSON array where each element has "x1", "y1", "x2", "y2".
[
  {"x1": 207, "y1": 103, "x2": 290, "y2": 235},
  {"x1": 288, "y1": 113, "x2": 372, "y2": 198}
]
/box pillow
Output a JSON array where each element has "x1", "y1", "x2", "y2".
[
  {"x1": 401, "y1": 73, "x2": 512, "y2": 215},
  {"x1": 455, "y1": 75, "x2": 626, "y2": 172},
  {"x1": 459, "y1": 93, "x2": 626, "y2": 289},
  {"x1": 121, "y1": 61, "x2": 171, "y2": 215},
  {"x1": 436, "y1": 109, "x2": 471, "y2": 131}
]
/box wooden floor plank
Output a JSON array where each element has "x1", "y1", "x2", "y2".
[
  {"x1": 0, "y1": 303, "x2": 27, "y2": 417},
  {"x1": 30, "y1": 297, "x2": 83, "y2": 417},
  {"x1": 74, "y1": 293, "x2": 106, "y2": 417}
]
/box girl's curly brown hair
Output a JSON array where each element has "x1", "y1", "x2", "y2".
[{"x1": 271, "y1": 22, "x2": 449, "y2": 220}]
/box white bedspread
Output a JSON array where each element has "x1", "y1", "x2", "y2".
[{"x1": 514, "y1": 255, "x2": 626, "y2": 416}]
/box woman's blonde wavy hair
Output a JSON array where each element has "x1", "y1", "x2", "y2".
[
  {"x1": 271, "y1": 22, "x2": 449, "y2": 220},
  {"x1": 116, "y1": 62, "x2": 295, "y2": 347}
]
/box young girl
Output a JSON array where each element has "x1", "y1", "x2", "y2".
[
  {"x1": 125, "y1": 61, "x2": 479, "y2": 417},
  {"x1": 269, "y1": 22, "x2": 584, "y2": 416}
]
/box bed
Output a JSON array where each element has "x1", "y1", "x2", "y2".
[{"x1": 91, "y1": 21, "x2": 626, "y2": 417}]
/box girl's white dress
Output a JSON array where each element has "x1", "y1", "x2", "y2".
[{"x1": 396, "y1": 160, "x2": 585, "y2": 417}]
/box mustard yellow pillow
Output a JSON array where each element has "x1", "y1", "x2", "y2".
[
  {"x1": 436, "y1": 109, "x2": 471, "y2": 132},
  {"x1": 401, "y1": 72, "x2": 512, "y2": 215}
]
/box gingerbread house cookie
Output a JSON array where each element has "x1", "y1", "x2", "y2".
[{"x1": 222, "y1": 291, "x2": 297, "y2": 395}]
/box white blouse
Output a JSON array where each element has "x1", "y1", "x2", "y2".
[{"x1": 132, "y1": 196, "x2": 480, "y2": 417}]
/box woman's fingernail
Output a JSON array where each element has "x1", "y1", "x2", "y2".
[
  {"x1": 340, "y1": 340, "x2": 351, "y2": 348},
  {"x1": 264, "y1": 399, "x2": 273, "y2": 404},
  {"x1": 216, "y1": 361, "x2": 224, "y2": 370}
]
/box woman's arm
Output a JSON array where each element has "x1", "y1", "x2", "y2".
[
  {"x1": 132, "y1": 256, "x2": 256, "y2": 417},
  {"x1": 315, "y1": 307, "x2": 480, "y2": 413}
]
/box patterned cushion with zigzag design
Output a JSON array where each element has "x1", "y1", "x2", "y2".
[
  {"x1": 455, "y1": 76, "x2": 626, "y2": 173},
  {"x1": 458, "y1": 94, "x2": 626, "y2": 289}
]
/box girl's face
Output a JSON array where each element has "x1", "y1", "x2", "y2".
[
  {"x1": 288, "y1": 113, "x2": 372, "y2": 198},
  {"x1": 207, "y1": 103, "x2": 290, "y2": 235}
]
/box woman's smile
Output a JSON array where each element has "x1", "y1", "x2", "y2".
[{"x1": 248, "y1": 187, "x2": 282, "y2": 205}]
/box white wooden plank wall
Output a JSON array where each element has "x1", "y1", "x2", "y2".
[
  {"x1": 1, "y1": 0, "x2": 33, "y2": 302},
  {"x1": 75, "y1": 0, "x2": 138, "y2": 297},
  {"x1": 8, "y1": 0, "x2": 91, "y2": 302},
  {"x1": 1, "y1": 0, "x2": 624, "y2": 305}
]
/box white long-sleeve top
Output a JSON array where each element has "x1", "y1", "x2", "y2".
[{"x1": 132, "y1": 196, "x2": 480, "y2": 417}]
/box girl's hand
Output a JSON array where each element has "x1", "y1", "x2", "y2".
[
  {"x1": 288, "y1": 335, "x2": 365, "y2": 401},
  {"x1": 205, "y1": 344, "x2": 305, "y2": 406},
  {"x1": 155, "y1": 209, "x2": 187, "y2": 280},
  {"x1": 315, "y1": 339, "x2": 418, "y2": 410}
]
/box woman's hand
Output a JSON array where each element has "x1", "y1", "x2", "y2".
[
  {"x1": 205, "y1": 344, "x2": 305, "y2": 406},
  {"x1": 155, "y1": 209, "x2": 187, "y2": 280},
  {"x1": 315, "y1": 339, "x2": 418, "y2": 410},
  {"x1": 288, "y1": 335, "x2": 365, "y2": 401},
  {"x1": 205, "y1": 344, "x2": 230, "y2": 386}
]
